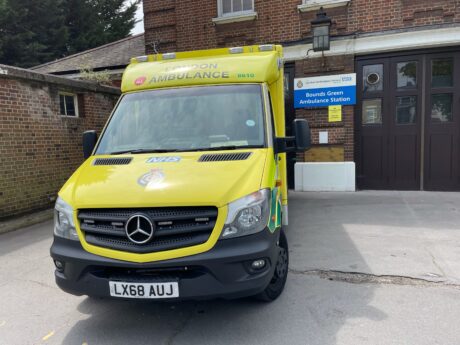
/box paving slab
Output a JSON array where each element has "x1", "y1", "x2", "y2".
[
  {"x1": 288, "y1": 191, "x2": 460, "y2": 284},
  {"x1": 1, "y1": 192, "x2": 460, "y2": 345}
]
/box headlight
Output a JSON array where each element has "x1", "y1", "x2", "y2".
[
  {"x1": 220, "y1": 189, "x2": 270, "y2": 239},
  {"x1": 54, "y1": 197, "x2": 79, "y2": 241}
]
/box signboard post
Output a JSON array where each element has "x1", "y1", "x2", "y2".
[{"x1": 294, "y1": 73, "x2": 356, "y2": 108}]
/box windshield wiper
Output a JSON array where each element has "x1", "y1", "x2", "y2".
[
  {"x1": 110, "y1": 145, "x2": 264, "y2": 155},
  {"x1": 179, "y1": 145, "x2": 264, "y2": 152},
  {"x1": 109, "y1": 148, "x2": 178, "y2": 155}
]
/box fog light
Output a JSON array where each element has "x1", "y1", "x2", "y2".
[
  {"x1": 222, "y1": 226, "x2": 238, "y2": 238},
  {"x1": 251, "y1": 259, "x2": 266, "y2": 270},
  {"x1": 54, "y1": 260, "x2": 64, "y2": 271}
]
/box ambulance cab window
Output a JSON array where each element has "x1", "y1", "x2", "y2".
[{"x1": 96, "y1": 84, "x2": 266, "y2": 154}]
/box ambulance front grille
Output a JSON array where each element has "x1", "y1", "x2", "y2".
[{"x1": 78, "y1": 207, "x2": 218, "y2": 254}]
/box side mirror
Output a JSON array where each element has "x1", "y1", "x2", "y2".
[
  {"x1": 293, "y1": 119, "x2": 311, "y2": 151},
  {"x1": 274, "y1": 119, "x2": 312, "y2": 153},
  {"x1": 83, "y1": 130, "x2": 97, "y2": 159}
]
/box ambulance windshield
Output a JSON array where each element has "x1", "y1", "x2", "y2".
[{"x1": 96, "y1": 84, "x2": 266, "y2": 155}]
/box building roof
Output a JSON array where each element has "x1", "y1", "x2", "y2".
[
  {"x1": 1, "y1": 64, "x2": 120, "y2": 95},
  {"x1": 32, "y1": 34, "x2": 145, "y2": 74}
]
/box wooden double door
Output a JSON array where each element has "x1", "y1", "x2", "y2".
[{"x1": 356, "y1": 50, "x2": 460, "y2": 191}]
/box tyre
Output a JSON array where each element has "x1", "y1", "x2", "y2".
[{"x1": 255, "y1": 229, "x2": 289, "y2": 302}]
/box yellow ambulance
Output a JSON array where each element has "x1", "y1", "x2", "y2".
[{"x1": 50, "y1": 45, "x2": 310, "y2": 301}]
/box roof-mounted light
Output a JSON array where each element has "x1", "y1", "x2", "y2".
[
  {"x1": 162, "y1": 53, "x2": 176, "y2": 60},
  {"x1": 135, "y1": 55, "x2": 148, "y2": 62},
  {"x1": 259, "y1": 44, "x2": 274, "y2": 52},
  {"x1": 229, "y1": 47, "x2": 244, "y2": 54}
]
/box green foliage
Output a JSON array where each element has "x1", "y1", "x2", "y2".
[
  {"x1": 0, "y1": 0, "x2": 68, "y2": 68},
  {"x1": 79, "y1": 64, "x2": 112, "y2": 85},
  {"x1": 66, "y1": 0, "x2": 139, "y2": 55},
  {"x1": 0, "y1": 0, "x2": 140, "y2": 68}
]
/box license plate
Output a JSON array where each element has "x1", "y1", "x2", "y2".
[{"x1": 109, "y1": 281, "x2": 179, "y2": 299}]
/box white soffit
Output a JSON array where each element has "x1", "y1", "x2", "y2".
[{"x1": 284, "y1": 27, "x2": 460, "y2": 61}]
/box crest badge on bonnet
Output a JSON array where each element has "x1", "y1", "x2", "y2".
[{"x1": 138, "y1": 168, "x2": 165, "y2": 187}]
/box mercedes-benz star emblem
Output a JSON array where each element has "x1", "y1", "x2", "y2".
[{"x1": 125, "y1": 214, "x2": 155, "y2": 244}]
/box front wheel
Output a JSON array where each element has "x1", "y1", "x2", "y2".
[{"x1": 255, "y1": 230, "x2": 289, "y2": 302}]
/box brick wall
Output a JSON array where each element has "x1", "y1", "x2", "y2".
[
  {"x1": 143, "y1": 0, "x2": 460, "y2": 53},
  {"x1": 294, "y1": 55, "x2": 355, "y2": 161},
  {"x1": 142, "y1": 0, "x2": 460, "y2": 164},
  {"x1": 0, "y1": 66, "x2": 120, "y2": 219}
]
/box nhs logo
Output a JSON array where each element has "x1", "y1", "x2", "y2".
[{"x1": 146, "y1": 156, "x2": 181, "y2": 163}]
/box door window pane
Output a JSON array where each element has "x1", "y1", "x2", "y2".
[
  {"x1": 396, "y1": 96, "x2": 416, "y2": 124},
  {"x1": 362, "y1": 99, "x2": 382, "y2": 125},
  {"x1": 431, "y1": 59, "x2": 453, "y2": 88},
  {"x1": 431, "y1": 94, "x2": 453, "y2": 122},
  {"x1": 363, "y1": 64, "x2": 383, "y2": 92},
  {"x1": 397, "y1": 61, "x2": 417, "y2": 89}
]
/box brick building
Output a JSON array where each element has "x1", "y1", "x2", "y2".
[
  {"x1": 143, "y1": 0, "x2": 460, "y2": 191},
  {"x1": 0, "y1": 65, "x2": 120, "y2": 219}
]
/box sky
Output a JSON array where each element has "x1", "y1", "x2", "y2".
[{"x1": 132, "y1": 1, "x2": 144, "y2": 35}]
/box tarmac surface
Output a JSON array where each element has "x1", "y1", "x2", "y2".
[{"x1": 1, "y1": 191, "x2": 459, "y2": 345}]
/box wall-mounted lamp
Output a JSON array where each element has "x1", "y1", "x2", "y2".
[{"x1": 311, "y1": 7, "x2": 332, "y2": 52}]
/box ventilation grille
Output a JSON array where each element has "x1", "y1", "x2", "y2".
[
  {"x1": 198, "y1": 152, "x2": 252, "y2": 162},
  {"x1": 93, "y1": 157, "x2": 133, "y2": 166}
]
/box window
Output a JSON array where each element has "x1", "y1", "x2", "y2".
[
  {"x1": 59, "y1": 93, "x2": 78, "y2": 117},
  {"x1": 431, "y1": 58, "x2": 453, "y2": 88},
  {"x1": 218, "y1": 0, "x2": 254, "y2": 17},
  {"x1": 95, "y1": 85, "x2": 266, "y2": 155},
  {"x1": 431, "y1": 94, "x2": 453, "y2": 123},
  {"x1": 397, "y1": 61, "x2": 417, "y2": 89},
  {"x1": 362, "y1": 99, "x2": 382, "y2": 125},
  {"x1": 363, "y1": 64, "x2": 383, "y2": 92},
  {"x1": 396, "y1": 96, "x2": 417, "y2": 125}
]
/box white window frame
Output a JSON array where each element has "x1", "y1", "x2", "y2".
[
  {"x1": 213, "y1": 0, "x2": 257, "y2": 24},
  {"x1": 59, "y1": 92, "x2": 79, "y2": 117},
  {"x1": 298, "y1": 0, "x2": 350, "y2": 12},
  {"x1": 217, "y1": 0, "x2": 255, "y2": 18}
]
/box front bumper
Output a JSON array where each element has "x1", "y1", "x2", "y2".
[{"x1": 50, "y1": 229, "x2": 280, "y2": 301}]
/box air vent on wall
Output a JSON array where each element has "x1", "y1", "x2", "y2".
[
  {"x1": 93, "y1": 157, "x2": 133, "y2": 166},
  {"x1": 198, "y1": 152, "x2": 252, "y2": 162}
]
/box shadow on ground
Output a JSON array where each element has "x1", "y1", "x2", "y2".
[
  {"x1": 0, "y1": 220, "x2": 52, "y2": 257},
  {"x1": 60, "y1": 192, "x2": 384, "y2": 345},
  {"x1": 3, "y1": 191, "x2": 460, "y2": 344}
]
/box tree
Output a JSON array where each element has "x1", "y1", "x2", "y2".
[
  {"x1": 0, "y1": 0, "x2": 139, "y2": 67},
  {"x1": 0, "y1": 0, "x2": 7, "y2": 49},
  {"x1": 0, "y1": 0, "x2": 68, "y2": 67},
  {"x1": 66, "y1": 0, "x2": 139, "y2": 55}
]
